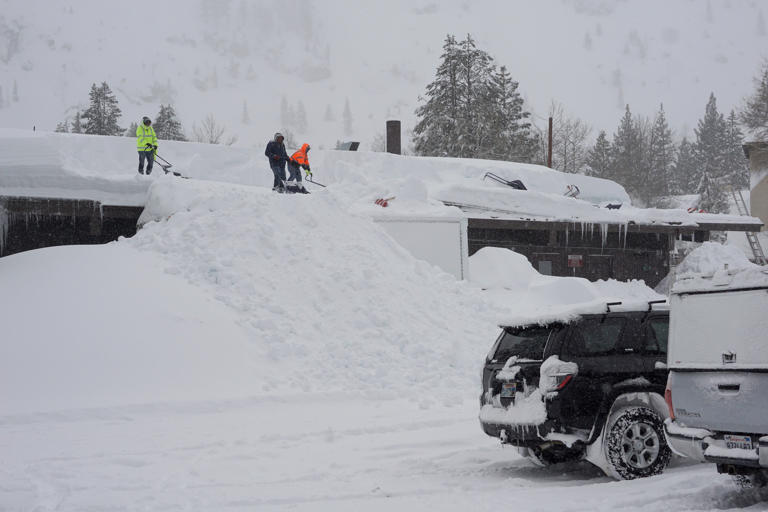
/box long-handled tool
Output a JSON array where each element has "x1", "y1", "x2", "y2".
[
  {"x1": 305, "y1": 173, "x2": 326, "y2": 188},
  {"x1": 145, "y1": 144, "x2": 187, "y2": 178}
]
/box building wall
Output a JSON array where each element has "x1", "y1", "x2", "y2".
[
  {"x1": 0, "y1": 196, "x2": 142, "y2": 257},
  {"x1": 467, "y1": 225, "x2": 705, "y2": 288},
  {"x1": 747, "y1": 142, "x2": 768, "y2": 231}
]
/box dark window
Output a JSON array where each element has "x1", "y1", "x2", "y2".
[
  {"x1": 493, "y1": 325, "x2": 559, "y2": 361},
  {"x1": 566, "y1": 318, "x2": 626, "y2": 356},
  {"x1": 645, "y1": 318, "x2": 669, "y2": 355}
]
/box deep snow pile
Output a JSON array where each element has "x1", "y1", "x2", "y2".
[
  {"x1": 130, "y1": 177, "x2": 503, "y2": 403},
  {"x1": 468, "y1": 247, "x2": 665, "y2": 326},
  {"x1": 0, "y1": 243, "x2": 263, "y2": 415},
  {"x1": 1, "y1": 175, "x2": 503, "y2": 414}
]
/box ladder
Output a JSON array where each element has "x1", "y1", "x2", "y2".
[{"x1": 728, "y1": 186, "x2": 767, "y2": 265}]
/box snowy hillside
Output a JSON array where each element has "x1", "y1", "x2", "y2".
[{"x1": 1, "y1": 0, "x2": 766, "y2": 147}]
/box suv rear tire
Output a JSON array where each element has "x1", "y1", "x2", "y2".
[{"x1": 605, "y1": 406, "x2": 671, "y2": 480}]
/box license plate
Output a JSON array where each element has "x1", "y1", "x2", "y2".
[
  {"x1": 501, "y1": 382, "x2": 517, "y2": 398},
  {"x1": 724, "y1": 434, "x2": 753, "y2": 450}
]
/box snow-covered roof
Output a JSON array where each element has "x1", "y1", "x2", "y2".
[
  {"x1": 438, "y1": 184, "x2": 762, "y2": 231},
  {"x1": 0, "y1": 129, "x2": 762, "y2": 232}
]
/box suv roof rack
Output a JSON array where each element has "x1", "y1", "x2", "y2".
[
  {"x1": 641, "y1": 299, "x2": 668, "y2": 322},
  {"x1": 605, "y1": 301, "x2": 622, "y2": 313}
]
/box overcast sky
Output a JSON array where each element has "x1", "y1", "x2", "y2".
[{"x1": 1, "y1": 0, "x2": 765, "y2": 148}]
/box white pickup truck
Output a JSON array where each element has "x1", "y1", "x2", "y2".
[{"x1": 664, "y1": 265, "x2": 768, "y2": 486}]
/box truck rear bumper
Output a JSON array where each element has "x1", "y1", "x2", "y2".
[
  {"x1": 480, "y1": 420, "x2": 557, "y2": 446},
  {"x1": 665, "y1": 419, "x2": 768, "y2": 469}
]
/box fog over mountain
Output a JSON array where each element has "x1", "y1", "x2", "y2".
[{"x1": 1, "y1": 0, "x2": 766, "y2": 149}]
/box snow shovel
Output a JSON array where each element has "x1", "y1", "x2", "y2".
[
  {"x1": 305, "y1": 173, "x2": 326, "y2": 188},
  {"x1": 146, "y1": 145, "x2": 188, "y2": 179}
]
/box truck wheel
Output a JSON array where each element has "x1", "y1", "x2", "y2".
[
  {"x1": 524, "y1": 445, "x2": 582, "y2": 467},
  {"x1": 605, "y1": 406, "x2": 671, "y2": 480},
  {"x1": 525, "y1": 446, "x2": 552, "y2": 467},
  {"x1": 732, "y1": 471, "x2": 768, "y2": 488}
]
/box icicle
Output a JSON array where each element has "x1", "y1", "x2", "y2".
[
  {"x1": 0, "y1": 204, "x2": 7, "y2": 256},
  {"x1": 601, "y1": 223, "x2": 608, "y2": 248},
  {"x1": 623, "y1": 222, "x2": 628, "y2": 249},
  {"x1": 565, "y1": 224, "x2": 569, "y2": 247}
]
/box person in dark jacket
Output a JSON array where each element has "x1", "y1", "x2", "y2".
[{"x1": 264, "y1": 132, "x2": 289, "y2": 192}]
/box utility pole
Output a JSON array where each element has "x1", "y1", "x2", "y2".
[{"x1": 547, "y1": 116, "x2": 553, "y2": 168}]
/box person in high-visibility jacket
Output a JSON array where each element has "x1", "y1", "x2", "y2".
[
  {"x1": 136, "y1": 116, "x2": 158, "y2": 175},
  {"x1": 286, "y1": 143, "x2": 311, "y2": 194}
]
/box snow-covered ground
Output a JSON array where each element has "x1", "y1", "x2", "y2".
[
  {"x1": 3, "y1": 130, "x2": 768, "y2": 510},
  {"x1": 6, "y1": 396, "x2": 768, "y2": 511}
]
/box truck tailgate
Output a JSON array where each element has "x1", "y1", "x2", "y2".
[{"x1": 668, "y1": 370, "x2": 768, "y2": 434}]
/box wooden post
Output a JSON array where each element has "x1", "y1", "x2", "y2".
[{"x1": 547, "y1": 116, "x2": 553, "y2": 168}]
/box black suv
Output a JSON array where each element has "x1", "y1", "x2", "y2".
[{"x1": 479, "y1": 303, "x2": 672, "y2": 480}]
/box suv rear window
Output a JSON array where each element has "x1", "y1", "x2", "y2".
[
  {"x1": 493, "y1": 326, "x2": 559, "y2": 362},
  {"x1": 566, "y1": 318, "x2": 626, "y2": 356},
  {"x1": 646, "y1": 318, "x2": 669, "y2": 355}
]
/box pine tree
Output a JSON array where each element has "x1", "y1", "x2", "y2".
[
  {"x1": 81, "y1": 82, "x2": 124, "y2": 136},
  {"x1": 125, "y1": 121, "x2": 138, "y2": 137},
  {"x1": 643, "y1": 104, "x2": 675, "y2": 204},
  {"x1": 485, "y1": 65, "x2": 537, "y2": 162},
  {"x1": 693, "y1": 93, "x2": 729, "y2": 212},
  {"x1": 697, "y1": 170, "x2": 728, "y2": 213},
  {"x1": 455, "y1": 34, "x2": 494, "y2": 158},
  {"x1": 342, "y1": 97, "x2": 353, "y2": 136},
  {"x1": 672, "y1": 136, "x2": 696, "y2": 195},
  {"x1": 724, "y1": 110, "x2": 749, "y2": 189},
  {"x1": 414, "y1": 33, "x2": 537, "y2": 162},
  {"x1": 242, "y1": 99, "x2": 250, "y2": 125},
  {"x1": 12, "y1": 80, "x2": 18, "y2": 102},
  {"x1": 71, "y1": 110, "x2": 83, "y2": 134},
  {"x1": 154, "y1": 104, "x2": 186, "y2": 141},
  {"x1": 413, "y1": 34, "x2": 461, "y2": 156},
  {"x1": 740, "y1": 64, "x2": 768, "y2": 139},
  {"x1": 693, "y1": 93, "x2": 728, "y2": 189},
  {"x1": 611, "y1": 105, "x2": 645, "y2": 198},
  {"x1": 586, "y1": 130, "x2": 612, "y2": 178},
  {"x1": 55, "y1": 120, "x2": 69, "y2": 133}
]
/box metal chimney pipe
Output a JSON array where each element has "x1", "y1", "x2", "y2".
[{"x1": 386, "y1": 120, "x2": 401, "y2": 155}]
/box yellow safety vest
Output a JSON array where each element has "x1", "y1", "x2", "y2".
[{"x1": 136, "y1": 124, "x2": 158, "y2": 151}]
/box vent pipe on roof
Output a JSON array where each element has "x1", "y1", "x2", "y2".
[{"x1": 386, "y1": 120, "x2": 401, "y2": 155}]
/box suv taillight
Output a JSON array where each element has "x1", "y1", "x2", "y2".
[
  {"x1": 665, "y1": 388, "x2": 675, "y2": 421},
  {"x1": 550, "y1": 373, "x2": 574, "y2": 392}
]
